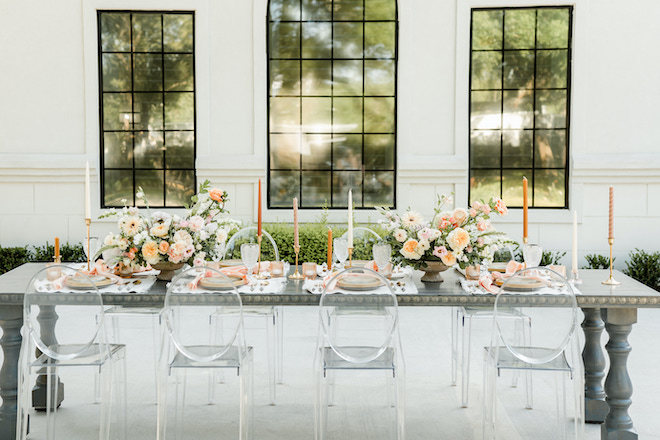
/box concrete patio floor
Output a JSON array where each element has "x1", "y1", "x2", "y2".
[{"x1": 8, "y1": 305, "x2": 660, "y2": 439}]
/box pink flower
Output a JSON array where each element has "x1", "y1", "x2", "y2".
[
  {"x1": 477, "y1": 237, "x2": 484, "y2": 245},
  {"x1": 179, "y1": 220, "x2": 189, "y2": 228},
  {"x1": 477, "y1": 220, "x2": 488, "y2": 231},
  {"x1": 193, "y1": 257, "x2": 205, "y2": 267},
  {"x1": 469, "y1": 208, "x2": 477, "y2": 217},
  {"x1": 495, "y1": 198, "x2": 508, "y2": 215},
  {"x1": 188, "y1": 215, "x2": 205, "y2": 233},
  {"x1": 472, "y1": 201, "x2": 482, "y2": 210},
  {"x1": 480, "y1": 204, "x2": 491, "y2": 215},
  {"x1": 432, "y1": 246, "x2": 448, "y2": 258},
  {"x1": 452, "y1": 208, "x2": 469, "y2": 226}
]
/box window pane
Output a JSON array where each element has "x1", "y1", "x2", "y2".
[
  {"x1": 535, "y1": 130, "x2": 566, "y2": 168},
  {"x1": 536, "y1": 49, "x2": 568, "y2": 89},
  {"x1": 332, "y1": 172, "x2": 362, "y2": 207},
  {"x1": 302, "y1": 60, "x2": 331, "y2": 96},
  {"x1": 364, "y1": 97, "x2": 394, "y2": 133},
  {"x1": 364, "y1": 134, "x2": 394, "y2": 169},
  {"x1": 471, "y1": 91, "x2": 501, "y2": 130},
  {"x1": 101, "y1": 13, "x2": 130, "y2": 52},
  {"x1": 164, "y1": 54, "x2": 194, "y2": 91},
  {"x1": 470, "y1": 169, "x2": 500, "y2": 204},
  {"x1": 165, "y1": 170, "x2": 195, "y2": 206},
  {"x1": 104, "y1": 170, "x2": 133, "y2": 206},
  {"x1": 502, "y1": 50, "x2": 534, "y2": 89},
  {"x1": 134, "y1": 54, "x2": 163, "y2": 92},
  {"x1": 103, "y1": 93, "x2": 133, "y2": 131},
  {"x1": 303, "y1": 23, "x2": 332, "y2": 59},
  {"x1": 534, "y1": 169, "x2": 566, "y2": 207},
  {"x1": 504, "y1": 9, "x2": 535, "y2": 49},
  {"x1": 102, "y1": 54, "x2": 132, "y2": 91},
  {"x1": 133, "y1": 14, "x2": 162, "y2": 52},
  {"x1": 471, "y1": 51, "x2": 502, "y2": 90},
  {"x1": 334, "y1": 23, "x2": 363, "y2": 59},
  {"x1": 270, "y1": 0, "x2": 301, "y2": 21},
  {"x1": 472, "y1": 10, "x2": 503, "y2": 50},
  {"x1": 135, "y1": 170, "x2": 164, "y2": 206},
  {"x1": 503, "y1": 130, "x2": 533, "y2": 168},
  {"x1": 502, "y1": 169, "x2": 530, "y2": 206},
  {"x1": 270, "y1": 23, "x2": 301, "y2": 59},
  {"x1": 537, "y1": 9, "x2": 570, "y2": 49},
  {"x1": 134, "y1": 130, "x2": 163, "y2": 169},
  {"x1": 270, "y1": 133, "x2": 301, "y2": 169},
  {"x1": 104, "y1": 132, "x2": 133, "y2": 168},
  {"x1": 270, "y1": 97, "x2": 301, "y2": 131},
  {"x1": 272, "y1": 60, "x2": 301, "y2": 96},
  {"x1": 334, "y1": 0, "x2": 364, "y2": 21},
  {"x1": 535, "y1": 90, "x2": 566, "y2": 129},
  {"x1": 302, "y1": 134, "x2": 332, "y2": 169},
  {"x1": 365, "y1": 60, "x2": 394, "y2": 96},
  {"x1": 365, "y1": 23, "x2": 395, "y2": 58},
  {"x1": 503, "y1": 90, "x2": 533, "y2": 129},
  {"x1": 165, "y1": 92, "x2": 194, "y2": 130},
  {"x1": 365, "y1": 0, "x2": 396, "y2": 20},
  {"x1": 163, "y1": 14, "x2": 193, "y2": 53},
  {"x1": 333, "y1": 60, "x2": 363, "y2": 96},
  {"x1": 134, "y1": 92, "x2": 164, "y2": 131},
  {"x1": 333, "y1": 97, "x2": 363, "y2": 133},
  {"x1": 302, "y1": 97, "x2": 331, "y2": 133},
  {"x1": 470, "y1": 130, "x2": 500, "y2": 168},
  {"x1": 364, "y1": 171, "x2": 394, "y2": 207},
  {"x1": 165, "y1": 131, "x2": 194, "y2": 169},
  {"x1": 302, "y1": 171, "x2": 331, "y2": 206},
  {"x1": 333, "y1": 134, "x2": 362, "y2": 170},
  {"x1": 270, "y1": 170, "x2": 300, "y2": 207},
  {"x1": 302, "y1": 0, "x2": 331, "y2": 21}
]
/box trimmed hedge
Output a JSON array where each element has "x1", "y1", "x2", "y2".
[
  {"x1": 623, "y1": 249, "x2": 660, "y2": 292},
  {"x1": 0, "y1": 242, "x2": 86, "y2": 275}
]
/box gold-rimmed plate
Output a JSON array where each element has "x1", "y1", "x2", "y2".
[
  {"x1": 494, "y1": 277, "x2": 544, "y2": 291},
  {"x1": 337, "y1": 275, "x2": 384, "y2": 291},
  {"x1": 199, "y1": 275, "x2": 246, "y2": 290},
  {"x1": 65, "y1": 275, "x2": 116, "y2": 289},
  {"x1": 347, "y1": 260, "x2": 369, "y2": 268},
  {"x1": 219, "y1": 259, "x2": 244, "y2": 268},
  {"x1": 488, "y1": 262, "x2": 509, "y2": 273}
]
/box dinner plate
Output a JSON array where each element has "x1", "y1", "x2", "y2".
[
  {"x1": 65, "y1": 275, "x2": 116, "y2": 289},
  {"x1": 199, "y1": 275, "x2": 246, "y2": 290},
  {"x1": 488, "y1": 262, "x2": 509, "y2": 273},
  {"x1": 347, "y1": 260, "x2": 369, "y2": 268},
  {"x1": 337, "y1": 275, "x2": 384, "y2": 291},
  {"x1": 494, "y1": 277, "x2": 544, "y2": 291},
  {"x1": 219, "y1": 259, "x2": 244, "y2": 268}
]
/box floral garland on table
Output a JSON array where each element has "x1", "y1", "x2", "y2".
[
  {"x1": 98, "y1": 180, "x2": 239, "y2": 270},
  {"x1": 377, "y1": 195, "x2": 512, "y2": 270}
]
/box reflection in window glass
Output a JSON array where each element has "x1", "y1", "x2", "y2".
[
  {"x1": 469, "y1": 7, "x2": 572, "y2": 209},
  {"x1": 99, "y1": 11, "x2": 195, "y2": 208},
  {"x1": 268, "y1": 0, "x2": 397, "y2": 209}
]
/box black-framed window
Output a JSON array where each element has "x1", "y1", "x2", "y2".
[
  {"x1": 469, "y1": 6, "x2": 572, "y2": 208},
  {"x1": 267, "y1": 0, "x2": 397, "y2": 209},
  {"x1": 98, "y1": 11, "x2": 196, "y2": 208}
]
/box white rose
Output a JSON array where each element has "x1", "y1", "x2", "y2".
[{"x1": 393, "y1": 229, "x2": 407, "y2": 242}]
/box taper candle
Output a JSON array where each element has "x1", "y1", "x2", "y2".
[
  {"x1": 347, "y1": 189, "x2": 353, "y2": 249},
  {"x1": 257, "y1": 179, "x2": 262, "y2": 236},
  {"x1": 54, "y1": 237, "x2": 60, "y2": 259},
  {"x1": 327, "y1": 228, "x2": 332, "y2": 268},
  {"x1": 293, "y1": 197, "x2": 299, "y2": 248},
  {"x1": 572, "y1": 211, "x2": 578, "y2": 273},
  {"x1": 85, "y1": 160, "x2": 91, "y2": 220},
  {"x1": 608, "y1": 187, "x2": 614, "y2": 239},
  {"x1": 522, "y1": 176, "x2": 528, "y2": 241}
]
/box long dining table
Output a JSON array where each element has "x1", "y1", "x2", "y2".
[{"x1": 0, "y1": 262, "x2": 658, "y2": 440}]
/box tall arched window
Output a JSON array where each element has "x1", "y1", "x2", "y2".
[{"x1": 268, "y1": 0, "x2": 397, "y2": 209}]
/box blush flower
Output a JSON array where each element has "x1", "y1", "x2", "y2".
[
  {"x1": 188, "y1": 215, "x2": 205, "y2": 233},
  {"x1": 432, "y1": 245, "x2": 448, "y2": 258},
  {"x1": 121, "y1": 216, "x2": 143, "y2": 236},
  {"x1": 209, "y1": 188, "x2": 225, "y2": 203},
  {"x1": 452, "y1": 208, "x2": 469, "y2": 226},
  {"x1": 141, "y1": 240, "x2": 160, "y2": 265},
  {"x1": 446, "y1": 227, "x2": 470, "y2": 252},
  {"x1": 401, "y1": 211, "x2": 423, "y2": 229},
  {"x1": 400, "y1": 239, "x2": 422, "y2": 260},
  {"x1": 440, "y1": 252, "x2": 457, "y2": 266},
  {"x1": 494, "y1": 198, "x2": 508, "y2": 215}
]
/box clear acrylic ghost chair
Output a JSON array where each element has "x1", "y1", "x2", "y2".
[
  {"x1": 482, "y1": 267, "x2": 584, "y2": 440},
  {"x1": 215, "y1": 226, "x2": 281, "y2": 405},
  {"x1": 17, "y1": 264, "x2": 127, "y2": 440},
  {"x1": 314, "y1": 267, "x2": 405, "y2": 440},
  {"x1": 158, "y1": 267, "x2": 253, "y2": 440},
  {"x1": 451, "y1": 245, "x2": 531, "y2": 408}
]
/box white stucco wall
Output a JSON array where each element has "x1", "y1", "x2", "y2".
[{"x1": 1, "y1": 0, "x2": 658, "y2": 268}]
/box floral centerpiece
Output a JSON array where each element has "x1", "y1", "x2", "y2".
[
  {"x1": 98, "y1": 180, "x2": 238, "y2": 272},
  {"x1": 377, "y1": 195, "x2": 511, "y2": 273}
]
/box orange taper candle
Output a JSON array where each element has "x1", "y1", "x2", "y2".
[
  {"x1": 522, "y1": 177, "x2": 529, "y2": 241},
  {"x1": 257, "y1": 179, "x2": 262, "y2": 236},
  {"x1": 54, "y1": 237, "x2": 60, "y2": 259},
  {"x1": 609, "y1": 187, "x2": 614, "y2": 239},
  {"x1": 327, "y1": 228, "x2": 332, "y2": 268},
  {"x1": 293, "y1": 197, "x2": 299, "y2": 248}
]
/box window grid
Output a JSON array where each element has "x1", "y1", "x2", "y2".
[
  {"x1": 267, "y1": 0, "x2": 398, "y2": 210},
  {"x1": 98, "y1": 11, "x2": 196, "y2": 208},
  {"x1": 468, "y1": 6, "x2": 573, "y2": 209}
]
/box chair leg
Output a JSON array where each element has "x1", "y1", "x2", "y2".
[
  {"x1": 45, "y1": 366, "x2": 58, "y2": 440},
  {"x1": 276, "y1": 307, "x2": 284, "y2": 384},
  {"x1": 173, "y1": 371, "x2": 187, "y2": 440},
  {"x1": 461, "y1": 314, "x2": 472, "y2": 408},
  {"x1": 451, "y1": 307, "x2": 459, "y2": 387},
  {"x1": 266, "y1": 312, "x2": 276, "y2": 405}
]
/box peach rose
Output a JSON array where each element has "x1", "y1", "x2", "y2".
[
  {"x1": 446, "y1": 227, "x2": 470, "y2": 252},
  {"x1": 452, "y1": 208, "x2": 469, "y2": 226},
  {"x1": 150, "y1": 222, "x2": 169, "y2": 238},
  {"x1": 158, "y1": 241, "x2": 170, "y2": 254},
  {"x1": 440, "y1": 252, "x2": 457, "y2": 266},
  {"x1": 209, "y1": 188, "x2": 224, "y2": 203},
  {"x1": 142, "y1": 241, "x2": 160, "y2": 264},
  {"x1": 400, "y1": 238, "x2": 422, "y2": 260}
]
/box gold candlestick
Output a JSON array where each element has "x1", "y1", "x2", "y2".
[
  {"x1": 602, "y1": 238, "x2": 621, "y2": 285},
  {"x1": 289, "y1": 245, "x2": 303, "y2": 279},
  {"x1": 86, "y1": 218, "x2": 92, "y2": 271},
  {"x1": 348, "y1": 247, "x2": 353, "y2": 268},
  {"x1": 522, "y1": 236, "x2": 528, "y2": 244},
  {"x1": 254, "y1": 234, "x2": 268, "y2": 279}
]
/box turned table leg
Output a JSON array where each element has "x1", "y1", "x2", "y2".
[
  {"x1": 602, "y1": 308, "x2": 637, "y2": 440},
  {"x1": 0, "y1": 305, "x2": 23, "y2": 440},
  {"x1": 582, "y1": 307, "x2": 608, "y2": 422}
]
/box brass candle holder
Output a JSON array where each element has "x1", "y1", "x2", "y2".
[
  {"x1": 348, "y1": 247, "x2": 354, "y2": 268},
  {"x1": 254, "y1": 234, "x2": 268, "y2": 279},
  {"x1": 86, "y1": 218, "x2": 92, "y2": 271},
  {"x1": 602, "y1": 238, "x2": 621, "y2": 285},
  {"x1": 522, "y1": 236, "x2": 528, "y2": 244},
  {"x1": 289, "y1": 245, "x2": 303, "y2": 279}
]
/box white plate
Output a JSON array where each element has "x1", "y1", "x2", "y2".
[{"x1": 65, "y1": 275, "x2": 116, "y2": 289}]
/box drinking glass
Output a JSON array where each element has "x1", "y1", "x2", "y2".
[
  {"x1": 334, "y1": 238, "x2": 349, "y2": 269},
  {"x1": 302, "y1": 262, "x2": 317, "y2": 280},
  {"x1": 523, "y1": 243, "x2": 543, "y2": 268},
  {"x1": 84, "y1": 237, "x2": 99, "y2": 263},
  {"x1": 241, "y1": 243, "x2": 260, "y2": 281},
  {"x1": 372, "y1": 243, "x2": 392, "y2": 273}
]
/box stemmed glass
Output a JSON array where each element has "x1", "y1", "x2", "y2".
[
  {"x1": 372, "y1": 243, "x2": 392, "y2": 274},
  {"x1": 241, "y1": 243, "x2": 260, "y2": 283},
  {"x1": 84, "y1": 237, "x2": 99, "y2": 264},
  {"x1": 333, "y1": 238, "x2": 349, "y2": 269},
  {"x1": 523, "y1": 243, "x2": 543, "y2": 268}
]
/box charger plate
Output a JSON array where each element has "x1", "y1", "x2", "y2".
[
  {"x1": 488, "y1": 262, "x2": 508, "y2": 272},
  {"x1": 494, "y1": 277, "x2": 544, "y2": 291},
  {"x1": 337, "y1": 275, "x2": 384, "y2": 291},
  {"x1": 199, "y1": 275, "x2": 246, "y2": 290},
  {"x1": 65, "y1": 275, "x2": 116, "y2": 289},
  {"x1": 219, "y1": 259, "x2": 244, "y2": 267}
]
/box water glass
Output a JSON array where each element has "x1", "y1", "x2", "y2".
[
  {"x1": 523, "y1": 243, "x2": 543, "y2": 268},
  {"x1": 372, "y1": 243, "x2": 392, "y2": 273},
  {"x1": 241, "y1": 243, "x2": 260, "y2": 279},
  {"x1": 84, "y1": 237, "x2": 100, "y2": 262},
  {"x1": 334, "y1": 238, "x2": 349, "y2": 268}
]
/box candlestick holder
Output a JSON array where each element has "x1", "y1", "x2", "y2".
[
  {"x1": 254, "y1": 234, "x2": 268, "y2": 279},
  {"x1": 348, "y1": 247, "x2": 354, "y2": 268},
  {"x1": 289, "y1": 245, "x2": 304, "y2": 279},
  {"x1": 85, "y1": 218, "x2": 92, "y2": 271},
  {"x1": 602, "y1": 238, "x2": 621, "y2": 285},
  {"x1": 522, "y1": 236, "x2": 528, "y2": 245},
  {"x1": 570, "y1": 269, "x2": 583, "y2": 285}
]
